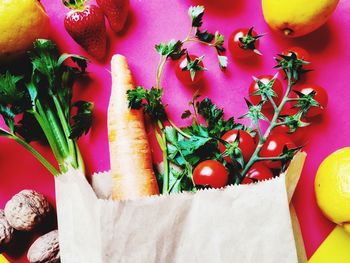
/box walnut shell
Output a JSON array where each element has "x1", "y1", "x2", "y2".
[
  {"x1": 4, "y1": 190, "x2": 51, "y2": 231},
  {"x1": 27, "y1": 230, "x2": 60, "y2": 263},
  {"x1": 0, "y1": 209, "x2": 14, "y2": 246}
]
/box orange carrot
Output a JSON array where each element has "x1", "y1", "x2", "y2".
[{"x1": 108, "y1": 55, "x2": 159, "y2": 200}]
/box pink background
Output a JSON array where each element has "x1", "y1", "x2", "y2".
[{"x1": 1, "y1": 0, "x2": 350, "y2": 261}]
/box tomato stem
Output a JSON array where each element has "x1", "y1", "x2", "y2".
[{"x1": 240, "y1": 70, "x2": 294, "y2": 181}]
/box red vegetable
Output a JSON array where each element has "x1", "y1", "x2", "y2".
[
  {"x1": 260, "y1": 133, "x2": 296, "y2": 169},
  {"x1": 248, "y1": 75, "x2": 284, "y2": 109},
  {"x1": 175, "y1": 54, "x2": 205, "y2": 85},
  {"x1": 96, "y1": 0, "x2": 130, "y2": 33},
  {"x1": 272, "y1": 123, "x2": 312, "y2": 147},
  {"x1": 219, "y1": 130, "x2": 256, "y2": 163},
  {"x1": 228, "y1": 27, "x2": 262, "y2": 59},
  {"x1": 64, "y1": 3, "x2": 107, "y2": 60},
  {"x1": 283, "y1": 46, "x2": 310, "y2": 62},
  {"x1": 193, "y1": 160, "x2": 229, "y2": 189},
  {"x1": 292, "y1": 84, "x2": 328, "y2": 118},
  {"x1": 241, "y1": 163, "x2": 273, "y2": 184}
]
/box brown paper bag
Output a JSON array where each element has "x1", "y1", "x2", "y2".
[{"x1": 55, "y1": 153, "x2": 306, "y2": 263}]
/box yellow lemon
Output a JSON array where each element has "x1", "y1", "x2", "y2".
[
  {"x1": 0, "y1": 0, "x2": 50, "y2": 61},
  {"x1": 315, "y1": 148, "x2": 350, "y2": 232},
  {"x1": 262, "y1": 0, "x2": 339, "y2": 38}
]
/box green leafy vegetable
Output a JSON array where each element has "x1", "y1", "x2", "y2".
[
  {"x1": 127, "y1": 86, "x2": 167, "y2": 121},
  {"x1": 0, "y1": 39, "x2": 92, "y2": 176}
]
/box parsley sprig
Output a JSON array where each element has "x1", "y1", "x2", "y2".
[
  {"x1": 154, "y1": 5, "x2": 228, "y2": 89},
  {"x1": 0, "y1": 39, "x2": 93, "y2": 175}
]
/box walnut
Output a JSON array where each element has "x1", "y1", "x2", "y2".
[
  {"x1": 0, "y1": 209, "x2": 14, "y2": 246},
  {"x1": 27, "y1": 230, "x2": 60, "y2": 263},
  {"x1": 4, "y1": 190, "x2": 51, "y2": 231}
]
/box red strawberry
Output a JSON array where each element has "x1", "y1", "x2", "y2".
[
  {"x1": 96, "y1": 0, "x2": 129, "y2": 33},
  {"x1": 64, "y1": 1, "x2": 107, "y2": 60}
]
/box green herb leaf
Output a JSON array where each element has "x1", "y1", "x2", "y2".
[
  {"x1": 214, "y1": 32, "x2": 226, "y2": 53},
  {"x1": 0, "y1": 104, "x2": 16, "y2": 132},
  {"x1": 196, "y1": 29, "x2": 215, "y2": 43},
  {"x1": 218, "y1": 55, "x2": 228, "y2": 70},
  {"x1": 188, "y1": 5, "x2": 205, "y2": 28},
  {"x1": 181, "y1": 110, "x2": 192, "y2": 119},
  {"x1": 69, "y1": 101, "x2": 94, "y2": 139},
  {"x1": 0, "y1": 72, "x2": 24, "y2": 104},
  {"x1": 155, "y1": 40, "x2": 186, "y2": 60},
  {"x1": 196, "y1": 98, "x2": 239, "y2": 137},
  {"x1": 29, "y1": 39, "x2": 59, "y2": 86},
  {"x1": 127, "y1": 86, "x2": 167, "y2": 121},
  {"x1": 127, "y1": 86, "x2": 147, "y2": 109}
]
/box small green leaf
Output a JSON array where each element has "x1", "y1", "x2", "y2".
[
  {"x1": 218, "y1": 55, "x2": 228, "y2": 70},
  {"x1": 69, "y1": 101, "x2": 94, "y2": 139},
  {"x1": 127, "y1": 86, "x2": 147, "y2": 109},
  {"x1": 0, "y1": 72, "x2": 24, "y2": 104},
  {"x1": 0, "y1": 104, "x2": 16, "y2": 132},
  {"x1": 155, "y1": 40, "x2": 186, "y2": 60},
  {"x1": 127, "y1": 86, "x2": 167, "y2": 121},
  {"x1": 196, "y1": 29, "x2": 215, "y2": 43},
  {"x1": 188, "y1": 5, "x2": 205, "y2": 27},
  {"x1": 214, "y1": 31, "x2": 226, "y2": 53},
  {"x1": 181, "y1": 110, "x2": 192, "y2": 119},
  {"x1": 164, "y1": 126, "x2": 178, "y2": 145}
]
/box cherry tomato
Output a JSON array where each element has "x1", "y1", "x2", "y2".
[
  {"x1": 280, "y1": 47, "x2": 311, "y2": 79},
  {"x1": 260, "y1": 133, "x2": 296, "y2": 169},
  {"x1": 283, "y1": 46, "x2": 310, "y2": 62},
  {"x1": 228, "y1": 28, "x2": 260, "y2": 59},
  {"x1": 248, "y1": 75, "x2": 284, "y2": 108},
  {"x1": 292, "y1": 84, "x2": 328, "y2": 118},
  {"x1": 272, "y1": 124, "x2": 313, "y2": 147},
  {"x1": 219, "y1": 130, "x2": 256, "y2": 163},
  {"x1": 241, "y1": 163, "x2": 274, "y2": 184},
  {"x1": 175, "y1": 54, "x2": 204, "y2": 85},
  {"x1": 193, "y1": 160, "x2": 229, "y2": 188}
]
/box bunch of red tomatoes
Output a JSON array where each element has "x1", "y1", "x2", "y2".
[{"x1": 175, "y1": 27, "x2": 328, "y2": 189}]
